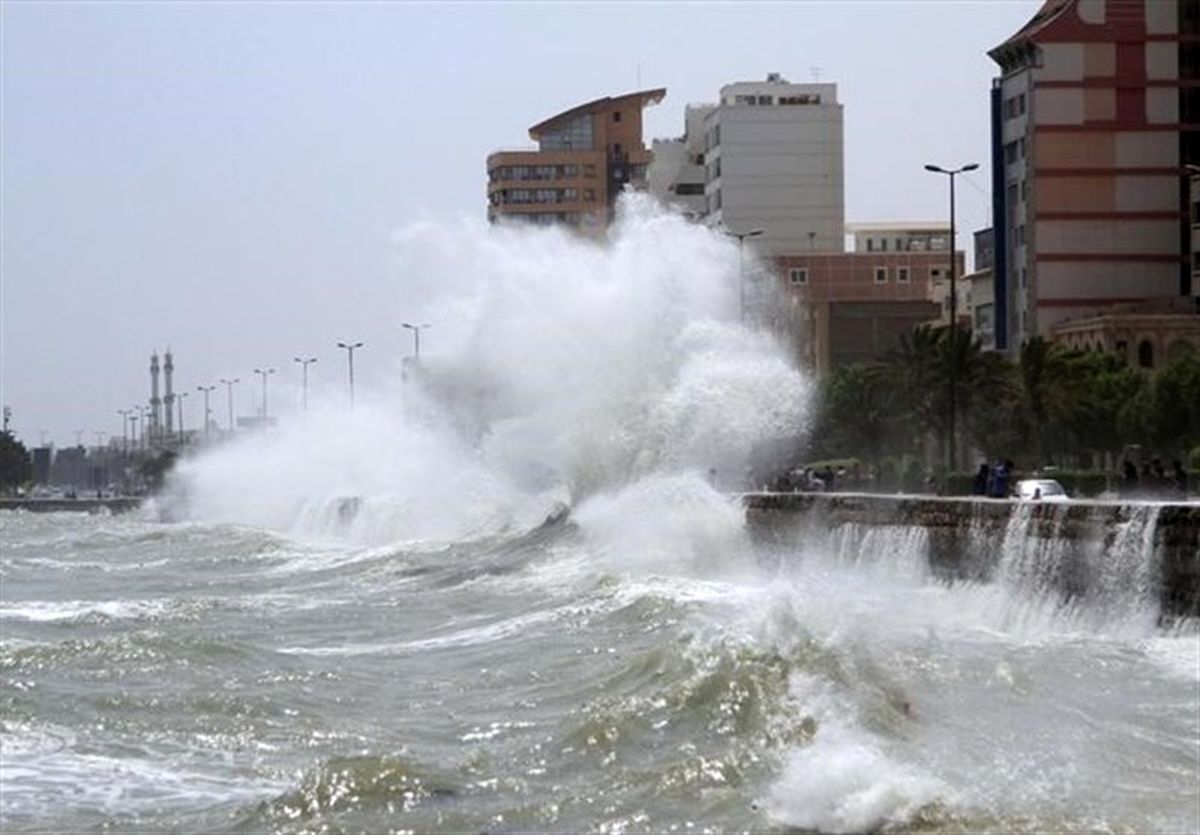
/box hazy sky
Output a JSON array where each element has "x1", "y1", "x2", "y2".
[{"x1": 2, "y1": 0, "x2": 1037, "y2": 447}]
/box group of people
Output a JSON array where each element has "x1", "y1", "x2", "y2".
[
  {"x1": 971, "y1": 459, "x2": 1013, "y2": 498},
  {"x1": 1120, "y1": 458, "x2": 1190, "y2": 498}
]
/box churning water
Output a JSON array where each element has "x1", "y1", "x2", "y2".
[{"x1": 2, "y1": 200, "x2": 1198, "y2": 832}]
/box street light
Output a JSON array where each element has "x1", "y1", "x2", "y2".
[
  {"x1": 253, "y1": 367, "x2": 276, "y2": 424},
  {"x1": 924, "y1": 161, "x2": 979, "y2": 475},
  {"x1": 401, "y1": 323, "x2": 431, "y2": 359},
  {"x1": 336, "y1": 341, "x2": 364, "y2": 408},
  {"x1": 177, "y1": 391, "x2": 188, "y2": 443},
  {"x1": 723, "y1": 227, "x2": 764, "y2": 323},
  {"x1": 293, "y1": 357, "x2": 317, "y2": 413},
  {"x1": 117, "y1": 409, "x2": 132, "y2": 457},
  {"x1": 197, "y1": 385, "x2": 216, "y2": 439},
  {"x1": 128, "y1": 413, "x2": 139, "y2": 456},
  {"x1": 219, "y1": 378, "x2": 239, "y2": 433}
]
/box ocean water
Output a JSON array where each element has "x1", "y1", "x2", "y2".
[{"x1": 3, "y1": 200, "x2": 1197, "y2": 832}]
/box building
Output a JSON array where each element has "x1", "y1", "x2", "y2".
[
  {"x1": 1050, "y1": 296, "x2": 1200, "y2": 369},
  {"x1": 647, "y1": 105, "x2": 714, "y2": 221},
  {"x1": 772, "y1": 247, "x2": 960, "y2": 371},
  {"x1": 486, "y1": 88, "x2": 665, "y2": 233},
  {"x1": 701, "y1": 74, "x2": 844, "y2": 255},
  {"x1": 963, "y1": 228, "x2": 997, "y2": 348},
  {"x1": 989, "y1": 0, "x2": 1200, "y2": 352}
]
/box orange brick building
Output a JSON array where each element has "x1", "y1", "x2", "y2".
[{"x1": 487, "y1": 89, "x2": 665, "y2": 233}]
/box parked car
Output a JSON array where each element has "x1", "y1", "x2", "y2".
[{"x1": 1015, "y1": 478, "x2": 1069, "y2": 502}]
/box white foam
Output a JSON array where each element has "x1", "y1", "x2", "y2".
[
  {"x1": 765, "y1": 674, "x2": 948, "y2": 833},
  {"x1": 169, "y1": 195, "x2": 810, "y2": 548}
]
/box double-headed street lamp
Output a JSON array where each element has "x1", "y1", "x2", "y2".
[
  {"x1": 117, "y1": 409, "x2": 132, "y2": 457},
  {"x1": 336, "y1": 341, "x2": 364, "y2": 408},
  {"x1": 724, "y1": 227, "x2": 764, "y2": 323},
  {"x1": 401, "y1": 323, "x2": 430, "y2": 360},
  {"x1": 293, "y1": 357, "x2": 317, "y2": 413},
  {"x1": 197, "y1": 385, "x2": 216, "y2": 439},
  {"x1": 219, "y1": 378, "x2": 239, "y2": 433},
  {"x1": 253, "y1": 367, "x2": 276, "y2": 423},
  {"x1": 924, "y1": 161, "x2": 979, "y2": 474}
]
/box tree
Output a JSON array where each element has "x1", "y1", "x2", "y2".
[
  {"x1": 0, "y1": 431, "x2": 32, "y2": 493},
  {"x1": 811, "y1": 364, "x2": 902, "y2": 464},
  {"x1": 1148, "y1": 353, "x2": 1200, "y2": 456}
]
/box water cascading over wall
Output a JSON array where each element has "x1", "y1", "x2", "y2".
[{"x1": 744, "y1": 494, "x2": 1200, "y2": 619}]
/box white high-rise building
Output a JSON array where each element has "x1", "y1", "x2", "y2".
[{"x1": 701, "y1": 74, "x2": 844, "y2": 255}]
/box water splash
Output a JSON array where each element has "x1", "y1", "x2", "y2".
[{"x1": 169, "y1": 196, "x2": 811, "y2": 545}]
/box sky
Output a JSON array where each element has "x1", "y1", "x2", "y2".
[{"x1": 1, "y1": 0, "x2": 1038, "y2": 448}]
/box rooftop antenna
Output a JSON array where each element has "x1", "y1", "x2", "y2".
[{"x1": 810, "y1": 66, "x2": 824, "y2": 82}]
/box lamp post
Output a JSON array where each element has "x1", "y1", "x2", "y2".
[
  {"x1": 253, "y1": 367, "x2": 276, "y2": 424},
  {"x1": 219, "y1": 378, "x2": 239, "y2": 433},
  {"x1": 924, "y1": 161, "x2": 979, "y2": 474},
  {"x1": 128, "y1": 414, "x2": 139, "y2": 457},
  {"x1": 401, "y1": 323, "x2": 430, "y2": 359},
  {"x1": 336, "y1": 341, "x2": 364, "y2": 408},
  {"x1": 293, "y1": 357, "x2": 317, "y2": 413},
  {"x1": 177, "y1": 391, "x2": 188, "y2": 443},
  {"x1": 724, "y1": 228, "x2": 764, "y2": 323},
  {"x1": 141, "y1": 408, "x2": 152, "y2": 452},
  {"x1": 118, "y1": 409, "x2": 131, "y2": 457},
  {"x1": 197, "y1": 385, "x2": 216, "y2": 439}
]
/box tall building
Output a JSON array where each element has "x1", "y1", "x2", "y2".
[
  {"x1": 486, "y1": 89, "x2": 665, "y2": 233},
  {"x1": 989, "y1": 0, "x2": 1200, "y2": 352},
  {"x1": 647, "y1": 105, "x2": 714, "y2": 221},
  {"x1": 700, "y1": 74, "x2": 844, "y2": 255}
]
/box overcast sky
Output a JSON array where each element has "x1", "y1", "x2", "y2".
[{"x1": 2, "y1": 0, "x2": 1036, "y2": 447}]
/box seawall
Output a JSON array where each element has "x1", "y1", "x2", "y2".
[
  {"x1": 0, "y1": 497, "x2": 143, "y2": 514},
  {"x1": 743, "y1": 492, "x2": 1200, "y2": 618}
]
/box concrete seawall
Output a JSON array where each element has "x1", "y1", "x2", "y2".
[
  {"x1": 0, "y1": 497, "x2": 143, "y2": 514},
  {"x1": 743, "y1": 492, "x2": 1200, "y2": 618}
]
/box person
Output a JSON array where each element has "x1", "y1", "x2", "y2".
[
  {"x1": 972, "y1": 462, "x2": 990, "y2": 496},
  {"x1": 989, "y1": 459, "x2": 1009, "y2": 498}
]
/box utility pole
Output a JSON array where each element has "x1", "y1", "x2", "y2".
[
  {"x1": 197, "y1": 385, "x2": 216, "y2": 439},
  {"x1": 294, "y1": 357, "x2": 317, "y2": 413},
  {"x1": 336, "y1": 341, "x2": 364, "y2": 408},
  {"x1": 177, "y1": 391, "x2": 188, "y2": 443},
  {"x1": 219, "y1": 378, "x2": 239, "y2": 433},
  {"x1": 253, "y1": 368, "x2": 276, "y2": 424},
  {"x1": 401, "y1": 323, "x2": 431, "y2": 359},
  {"x1": 924, "y1": 162, "x2": 979, "y2": 475},
  {"x1": 723, "y1": 227, "x2": 764, "y2": 323}
]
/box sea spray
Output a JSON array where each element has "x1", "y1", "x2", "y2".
[{"x1": 170, "y1": 195, "x2": 811, "y2": 543}]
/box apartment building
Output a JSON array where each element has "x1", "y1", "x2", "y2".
[
  {"x1": 486, "y1": 89, "x2": 665, "y2": 232},
  {"x1": 989, "y1": 0, "x2": 1200, "y2": 351},
  {"x1": 703, "y1": 74, "x2": 845, "y2": 255}
]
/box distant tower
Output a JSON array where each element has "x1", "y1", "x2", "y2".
[
  {"x1": 150, "y1": 352, "x2": 162, "y2": 441},
  {"x1": 163, "y1": 350, "x2": 175, "y2": 436}
]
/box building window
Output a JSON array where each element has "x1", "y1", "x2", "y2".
[
  {"x1": 674, "y1": 183, "x2": 704, "y2": 196},
  {"x1": 613, "y1": 111, "x2": 622, "y2": 122},
  {"x1": 897, "y1": 267, "x2": 910, "y2": 283},
  {"x1": 789, "y1": 267, "x2": 808, "y2": 285},
  {"x1": 583, "y1": 164, "x2": 596, "y2": 177},
  {"x1": 583, "y1": 188, "x2": 596, "y2": 201},
  {"x1": 1138, "y1": 340, "x2": 1155, "y2": 369},
  {"x1": 758, "y1": 95, "x2": 772, "y2": 105},
  {"x1": 866, "y1": 239, "x2": 875, "y2": 252},
  {"x1": 875, "y1": 267, "x2": 888, "y2": 284},
  {"x1": 931, "y1": 268, "x2": 942, "y2": 281},
  {"x1": 1004, "y1": 141, "x2": 1019, "y2": 164}
]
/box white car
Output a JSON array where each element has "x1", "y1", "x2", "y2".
[{"x1": 1015, "y1": 478, "x2": 1069, "y2": 502}]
